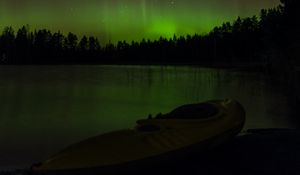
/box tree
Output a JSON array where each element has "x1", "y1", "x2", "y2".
[
  {"x1": 88, "y1": 36, "x2": 100, "y2": 51},
  {"x1": 0, "y1": 26, "x2": 15, "y2": 63},
  {"x1": 232, "y1": 17, "x2": 242, "y2": 33},
  {"x1": 79, "y1": 35, "x2": 88, "y2": 51},
  {"x1": 15, "y1": 25, "x2": 30, "y2": 63},
  {"x1": 280, "y1": 0, "x2": 300, "y2": 65},
  {"x1": 34, "y1": 29, "x2": 52, "y2": 50},
  {"x1": 65, "y1": 32, "x2": 78, "y2": 51},
  {"x1": 50, "y1": 32, "x2": 64, "y2": 51},
  {"x1": 16, "y1": 25, "x2": 29, "y2": 47}
]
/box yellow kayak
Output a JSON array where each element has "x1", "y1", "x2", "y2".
[{"x1": 32, "y1": 99, "x2": 245, "y2": 173}]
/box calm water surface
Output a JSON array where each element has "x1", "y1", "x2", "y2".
[{"x1": 0, "y1": 65, "x2": 296, "y2": 169}]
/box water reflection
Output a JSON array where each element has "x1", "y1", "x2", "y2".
[{"x1": 0, "y1": 65, "x2": 296, "y2": 169}]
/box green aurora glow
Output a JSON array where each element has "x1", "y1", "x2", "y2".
[{"x1": 0, "y1": 0, "x2": 280, "y2": 43}]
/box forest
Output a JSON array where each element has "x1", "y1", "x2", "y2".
[{"x1": 0, "y1": 0, "x2": 299, "y2": 67}]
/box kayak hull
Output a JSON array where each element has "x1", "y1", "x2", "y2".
[{"x1": 33, "y1": 127, "x2": 242, "y2": 175}]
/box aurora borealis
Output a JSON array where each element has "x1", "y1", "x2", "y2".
[{"x1": 0, "y1": 0, "x2": 280, "y2": 43}]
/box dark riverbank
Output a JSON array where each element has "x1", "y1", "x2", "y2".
[
  {"x1": 2, "y1": 128, "x2": 300, "y2": 175},
  {"x1": 164, "y1": 128, "x2": 300, "y2": 175}
]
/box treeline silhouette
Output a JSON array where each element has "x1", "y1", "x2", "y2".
[{"x1": 0, "y1": 0, "x2": 299, "y2": 65}]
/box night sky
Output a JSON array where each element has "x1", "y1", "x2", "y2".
[{"x1": 0, "y1": 0, "x2": 280, "y2": 43}]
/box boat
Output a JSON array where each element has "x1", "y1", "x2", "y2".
[{"x1": 32, "y1": 99, "x2": 245, "y2": 174}]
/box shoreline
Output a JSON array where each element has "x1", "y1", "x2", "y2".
[
  {"x1": 0, "y1": 62, "x2": 270, "y2": 70},
  {"x1": 1, "y1": 128, "x2": 300, "y2": 175}
]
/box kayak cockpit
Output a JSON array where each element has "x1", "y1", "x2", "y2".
[
  {"x1": 160, "y1": 103, "x2": 219, "y2": 119},
  {"x1": 136, "y1": 102, "x2": 222, "y2": 131}
]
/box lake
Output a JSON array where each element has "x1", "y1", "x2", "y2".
[{"x1": 0, "y1": 65, "x2": 297, "y2": 170}]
